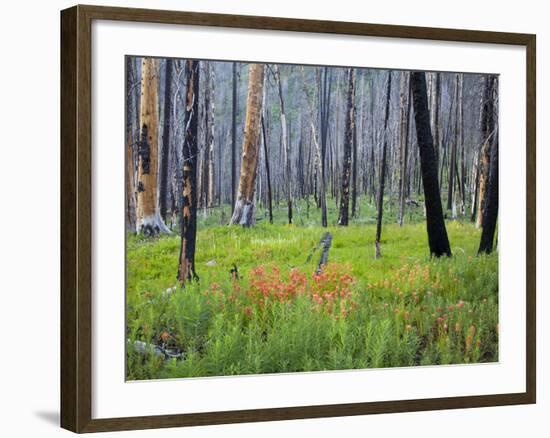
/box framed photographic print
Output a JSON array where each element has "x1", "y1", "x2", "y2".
[{"x1": 60, "y1": 4, "x2": 536, "y2": 433}]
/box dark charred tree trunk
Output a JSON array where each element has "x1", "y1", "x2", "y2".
[
  {"x1": 338, "y1": 68, "x2": 356, "y2": 226},
  {"x1": 476, "y1": 76, "x2": 496, "y2": 228},
  {"x1": 478, "y1": 77, "x2": 499, "y2": 254},
  {"x1": 177, "y1": 60, "x2": 200, "y2": 284},
  {"x1": 159, "y1": 59, "x2": 173, "y2": 222},
  {"x1": 478, "y1": 129, "x2": 499, "y2": 254},
  {"x1": 375, "y1": 71, "x2": 392, "y2": 258},
  {"x1": 411, "y1": 71, "x2": 452, "y2": 257}
]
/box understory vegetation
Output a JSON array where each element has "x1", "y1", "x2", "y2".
[{"x1": 126, "y1": 204, "x2": 498, "y2": 380}]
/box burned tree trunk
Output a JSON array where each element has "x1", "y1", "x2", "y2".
[
  {"x1": 319, "y1": 67, "x2": 332, "y2": 228},
  {"x1": 159, "y1": 58, "x2": 173, "y2": 223},
  {"x1": 230, "y1": 64, "x2": 265, "y2": 226},
  {"x1": 478, "y1": 130, "x2": 499, "y2": 254},
  {"x1": 303, "y1": 67, "x2": 327, "y2": 227},
  {"x1": 430, "y1": 73, "x2": 441, "y2": 171},
  {"x1": 136, "y1": 58, "x2": 171, "y2": 236},
  {"x1": 375, "y1": 71, "x2": 392, "y2": 258},
  {"x1": 274, "y1": 65, "x2": 292, "y2": 224},
  {"x1": 207, "y1": 65, "x2": 216, "y2": 208},
  {"x1": 476, "y1": 76, "x2": 496, "y2": 228},
  {"x1": 338, "y1": 68, "x2": 356, "y2": 226},
  {"x1": 125, "y1": 57, "x2": 137, "y2": 232},
  {"x1": 397, "y1": 72, "x2": 411, "y2": 226},
  {"x1": 447, "y1": 75, "x2": 459, "y2": 217},
  {"x1": 177, "y1": 60, "x2": 200, "y2": 284},
  {"x1": 315, "y1": 232, "x2": 333, "y2": 275},
  {"x1": 126, "y1": 132, "x2": 137, "y2": 232},
  {"x1": 478, "y1": 78, "x2": 499, "y2": 254},
  {"x1": 261, "y1": 115, "x2": 273, "y2": 224},
  {"x1": 201, "y1": 62, "x2": 216, "y2": 210},
  {"x1": 411, "y1": 71, "x2": 452, "y2": 257},
  {"x1": 231, "y1": 62, "x2": 238, "y2": 210}
]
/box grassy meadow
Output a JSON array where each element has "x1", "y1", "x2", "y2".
[{"x1": 126, "y1": 198, "x2": 499, "y2": 380}]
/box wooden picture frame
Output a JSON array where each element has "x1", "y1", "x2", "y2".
[{"x1": 60, "y1": 4, "x2": 536, "y2": 433}]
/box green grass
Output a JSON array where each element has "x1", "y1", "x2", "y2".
[{"x1": 126, "y1": 200, "x2": 498, "y2": 380}]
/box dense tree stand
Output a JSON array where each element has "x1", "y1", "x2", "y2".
[{"x1": 411, "y1": 72, "x2": 452, "y2": 257}]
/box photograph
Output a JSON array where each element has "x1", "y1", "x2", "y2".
[{"x1": 125, "y1": 56, "x2": 500, "y2": 381}]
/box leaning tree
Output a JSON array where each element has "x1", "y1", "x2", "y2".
[
  {"x1": 411, "y1": 71, "x2": 452, "y2": 257},
  {"x1": 230, "y1": 63, "x2": 265, "y2": 226}
]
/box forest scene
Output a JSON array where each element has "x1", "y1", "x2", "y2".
[{"x1": 125, "y1": 56, "x2": 499, "y2": 380}]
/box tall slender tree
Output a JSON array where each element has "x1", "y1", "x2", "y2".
[
  {"x1": 447, "y1": 74, "x2": 459, "y2": 217},
  {"x1": 125, "y1": 57, "x2": 137, "y2": 232},
  {"x1": 231, "y1": 62, "x2": 238, "y2": 210},
  {"x1": 177, "y1": 60, "x2": 200, "y2": 284},
  {"x1": 318, "y1": 67, "x2": 332, "y2": 227},
  {"x1": 397, "y1": 71, "x2": 411, "y2": 226},
  {"x1": 159, "y1": 58, "x2": 173, "y2": 223},
  {"x1": 274, "y1": 65, "x2": 293, "y2": 224},
  {"x1": 411, "y1": 71, "x2": 452, "y2": 257},
  {"x1": 338, "y1": 67, "x2": 356, "y2": 226},
  {"x1": 374, "y1": 71, "x2": 392, "y2": 258},
  {"x1": 230, "y1": 63, "x2": 265, "y2": 226}
]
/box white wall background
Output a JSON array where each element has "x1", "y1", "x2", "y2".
[{"x1": 0, "y1": 0, "x2": 545, "y2": 436}]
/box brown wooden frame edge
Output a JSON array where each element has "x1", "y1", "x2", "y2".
[{"x1": 60, "y1": 4, "x2": 536, "y2": 433}]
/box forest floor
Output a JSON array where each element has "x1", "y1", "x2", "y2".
[{"x1": 126, "y1": 204, "x2": 499, "y2": 380}]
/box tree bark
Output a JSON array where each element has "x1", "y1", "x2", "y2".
[
  {"x1": 411, "y1": 71, "x2": 452, "y2": 257},
  {"x1": 478, "y1": 77, "x2": 499, "y2": 254},
  {"x1": 125, "y1": 57, "x2": 137, "y2": 232},
  {"x1": 261, "y1": 115, "x2": 273, "y2": 223},
  {"x1": 230, "y1": 64, "x2": 265, "y2": 226},
  {"x1": 478, "y1": 127, "x2": 499, "y2": 254},
  {"x1": 207, "y1": 65, "x2": 216, "y2": 208},
  {"x1": 375, "y1": 71, "x2": 392, "y2": 258},
  {"x1": 476, "y1": 76, "x2": 495, "y2": 228},
  {"x1": 159, "y1": 58, "x2": 173, "y2": 222},
  {"x1": 177, "y1": 60, "x2": 200, "y2": 284},
  {"x1": 338, "y1": 68, "x2": 356, "y2": 226},
  {"x1": 136, "y1": 58, "x2": 170, "y2": 236},
  {"x1": 447, "y1": 75, "x2": 459, "y2": 216},
  {"x1": 319, "y1": 67, "x2": 331, "y2": 227},
  {"x1": 231, "y1": 62, "x2": 238, "y2": 210},
  {"x1": 302, "y1": 67, "x2": 326, "y2": 226},
  {"x1": 274, "y1": 65, "x2": 293, "y2": 224},
  {"x1": 397, "y1": 71, "x2": 411, "y2": 226}
]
